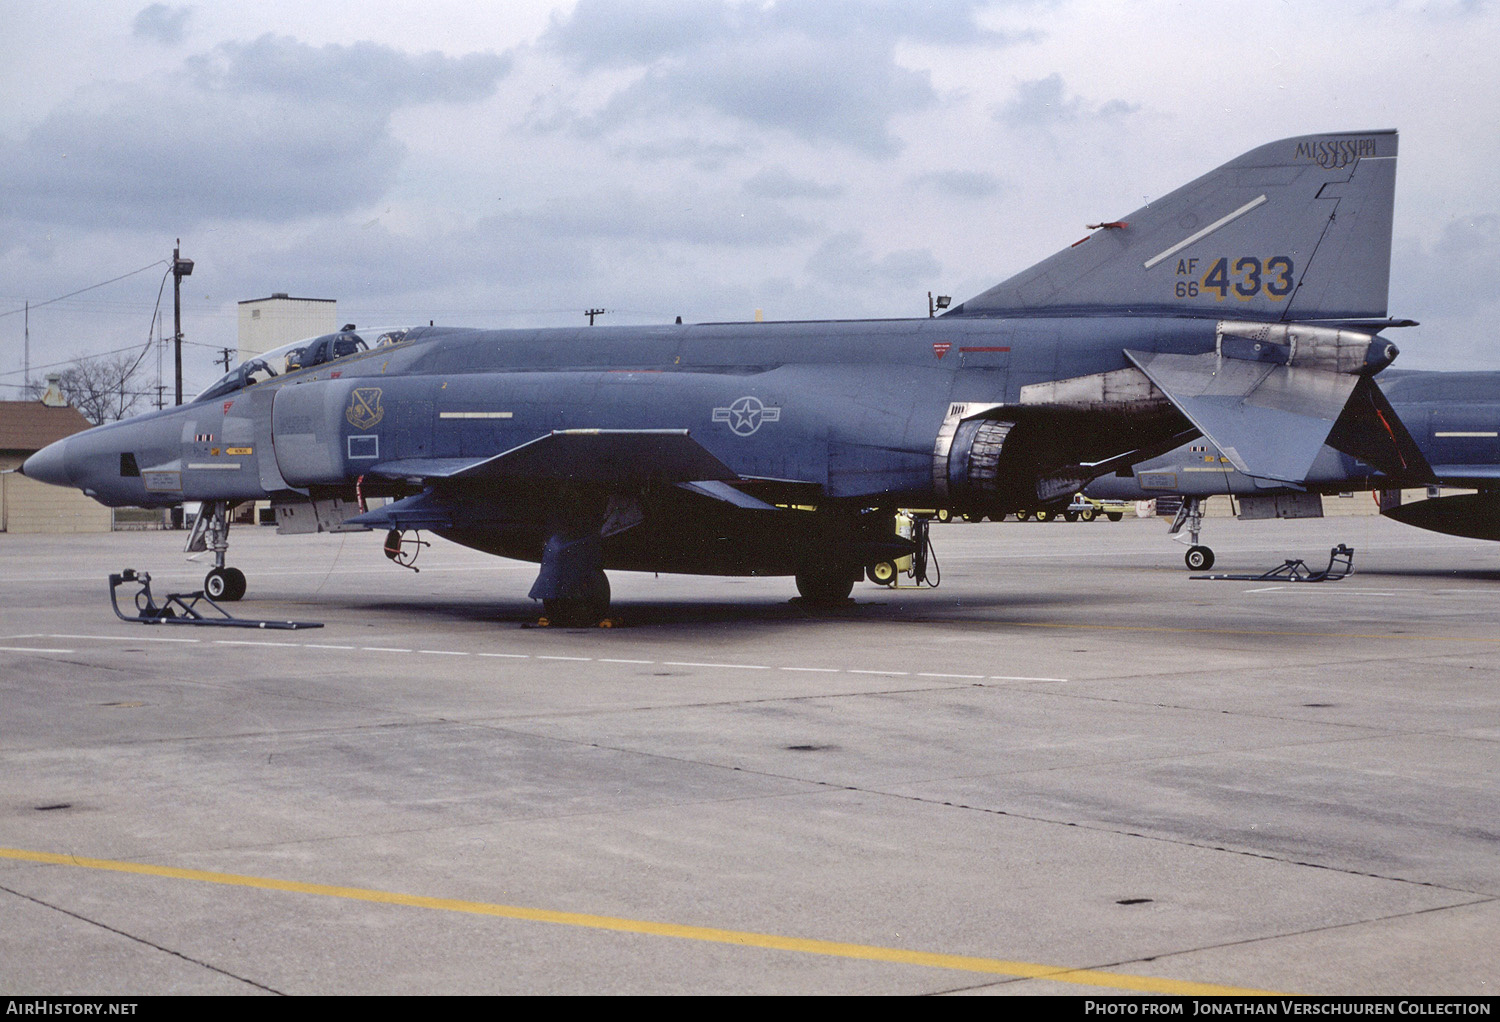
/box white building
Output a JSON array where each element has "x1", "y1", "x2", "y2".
[{"x1": 237, "y1": 294, "x2": 337, "y2": 362}]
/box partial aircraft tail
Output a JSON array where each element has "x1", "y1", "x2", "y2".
[{"x1": 948, "y1": 131, "x2": 1398, "y2": 324}]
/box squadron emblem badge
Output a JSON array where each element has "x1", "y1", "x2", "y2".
[{"x1": 346, "y1": 388, "x2": 385, "y2": 430}]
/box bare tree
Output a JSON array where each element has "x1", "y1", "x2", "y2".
[{"x1": 28, "y1": 352, "x2": 148, "y2": 424}]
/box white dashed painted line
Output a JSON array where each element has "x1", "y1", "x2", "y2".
[
  {"x1": 41, "y1": 634, "x2": 201, "y2": 644},
  {"x1": 663, "y1": 661, "x2": 769, "y2": 670},
  {"x1": 214, "y1": 640, "x2": 304, "y2": 647},
  {"x1": 8, "y1": 635, "x2": 1067, "y2": 684}
]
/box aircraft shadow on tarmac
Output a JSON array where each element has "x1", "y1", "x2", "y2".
[{"x1": 329, "y1": 587, "x2": 1088, "y2": 630}]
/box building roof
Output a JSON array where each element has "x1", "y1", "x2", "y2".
[
  {"x1": 239, "y1": 294, "x2": 335, "y2": 305},
  {"x1": 0, "y1": 401, "x2": 95, "y2": 451}
]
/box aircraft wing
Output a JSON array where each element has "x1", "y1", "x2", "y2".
[
  {"x1": 369, "y1": 429, "x2": 739, "y2": 485},
  {"x1": 1126, "y1": 349, "x2": 1431, "y2": 484}
]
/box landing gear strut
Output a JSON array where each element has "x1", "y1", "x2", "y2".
[
  {"x1": 1169, "y1": 497, "x2": 1214, "y2": 571},
  {"x1": 185, "y1": 501, "x2": 247, "y2": 600}
]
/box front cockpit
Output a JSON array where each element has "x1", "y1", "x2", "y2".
[{"x1": 194, "y1": 327, "x2": 412, "y2": 403}]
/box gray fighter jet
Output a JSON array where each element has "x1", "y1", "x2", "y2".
[
  {"x1": 1087, "y1": 368, "x2": 1499, "y2": 568},
  {"x1": 21, "y1": 130, "x2": 1427, "y2": 622}
]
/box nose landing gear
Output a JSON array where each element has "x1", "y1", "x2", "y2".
[{"x1": 185, "y1": 501, "x2": 248, "y2": 600}]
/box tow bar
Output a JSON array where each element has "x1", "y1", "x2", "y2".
[{"x1": 108, "y1": 569, "x2": 323, "y2": 629}]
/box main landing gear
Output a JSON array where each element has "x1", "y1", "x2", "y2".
[
  {"x1": 185, "y1": 500, "x2": 247, "y2": 601},
  {"x1": 1169, "y1": 497, "x2": 1215, "y2": 571}
]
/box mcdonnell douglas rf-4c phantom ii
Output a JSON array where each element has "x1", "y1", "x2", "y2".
[{"x1": 21, "y1": 130, "x2": 1432, "y2": 624}]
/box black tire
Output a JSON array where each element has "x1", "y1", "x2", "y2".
[
  {"x1": 204, "y1": 567, "x2": 245, "y2": 602},
  {"x1": 935, "y1": 509, "x2": 951, "y2": 523},
  {"x1": 1185, "y1": 546, "x2": 1215, "y2": 571},
  {"x1": 543, "y1": 572, "x2": 611, "y2": 626},
  {"x1": 1107, "y1": 512, "x2": 1123, "y2": 522},
  {"x1": 1064, "y1": 510, "x2": 1079, "y2": 522},
  {"x1": 1016, "y1": 510, "x2": 1032, "y2": 521},
  {"x1": 796, "y1": 564, "x2": 856, "y2": 604},
  {"x1": 1034, "y1": 509, "x2": 1051, "y2": 522},
  {"x1": 866, "y1": 561, "x2": 898, "y2": 586}
]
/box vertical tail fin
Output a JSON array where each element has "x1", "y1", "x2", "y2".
[{"x1": 948, "y1": 131, "x2": 1397, "y2": 323}]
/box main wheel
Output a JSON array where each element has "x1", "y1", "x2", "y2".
[
  {"x1": 1016, "y1": 510, "x2": 1032, "y2": 521},
  {"x1": 1185, "y1": 546, "x2": 1215, "y2": 571},
  {"x1": 866, "y1": 560, "x2": 898, "y2": 586},
  {"x1": 543, "y1": 571, "x2": 611, "y2": 626},
  {"x1": 205, "y1": 567, "x2": 246, "y2": 602},
  {"x1": 796, "y1": 564, "x2": 856, "y2": 604},
  {"x1": 1034, "y1": 509, "x2": 1052, "y2": 522}
]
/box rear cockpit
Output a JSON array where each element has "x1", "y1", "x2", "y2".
[{"x1": 194, "y1": 327, "x2": 412, "y2": 403}]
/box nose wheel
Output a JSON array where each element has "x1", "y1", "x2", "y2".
[
  {"x1": 204, "y1": 566, "x2": 247, "y2": 601},
  {"x1": 1184, "y1": 545, "x2": 1215, "y2": 572}
]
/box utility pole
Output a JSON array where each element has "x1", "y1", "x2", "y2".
[
  {"x1": 216, "y1": 347, "x2": 235, "y2": 373},
  {"x1": 172, "y1": 240, "x2": 194, "y2": 405},
  {"x1": 585, "y1": 307, "x2": 606, "y2": 326},
  {"x1": 23, "y1": 300, "x2": 29, "y2": 391}
]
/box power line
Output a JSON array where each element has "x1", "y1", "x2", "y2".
[{"x1": 0, "y1": 261, "x2": 169, "y2": 320}]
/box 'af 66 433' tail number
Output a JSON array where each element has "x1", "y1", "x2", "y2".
[{"x1": 1174, "y1": 256, "x2": 1295, "y2": 301}]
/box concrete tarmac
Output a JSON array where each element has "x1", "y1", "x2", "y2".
[{"x1": 0, "y1": 515, "x2": 1496, "y2": 995}]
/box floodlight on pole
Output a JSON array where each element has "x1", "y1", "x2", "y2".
[{"x1": 172, "y1": 240, "x2": 193, "y2": 405}]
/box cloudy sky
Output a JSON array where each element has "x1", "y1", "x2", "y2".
[{"x1": 2, "y1": 0, "x2": 1497, "y2": 400}]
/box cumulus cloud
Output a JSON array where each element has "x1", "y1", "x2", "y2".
[
  {"x1": 996, "y1": 73, "x2": 1138, "y2": 128},
  {"x1": 542, "y1": 0, "x2": 1021, "y2": 156},
  {"x1": 909, "y1": 169, "x2": 1004, "y2": 198},
  {"x1": 0, "y1": 35, "x2": 511, "y2": 232},
  {"x1": 805, "y1": 230, "x2": 941, "y2": 291},
  {"x1": 133, "y1": 4, "x2": 192, "y2": 45},
  {"x1": 744, "y1": 167, "x2": 844, "y2": 200}
]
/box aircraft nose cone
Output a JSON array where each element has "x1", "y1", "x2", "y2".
[{"x1": 21, "y1": 438, "x2": 73, "y2": 487}]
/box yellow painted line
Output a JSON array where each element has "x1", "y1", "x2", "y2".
[{"x1": 0, "y1": 846, "x2": 1271, "y2": 995}]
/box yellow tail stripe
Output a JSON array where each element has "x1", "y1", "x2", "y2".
[{"x1": 0, "y1": 846, "x2": 1275, "y2": 995}]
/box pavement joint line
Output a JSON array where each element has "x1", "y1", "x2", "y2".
[{"x1": 0, "y1": 846, "x2": 1276, "y2": 997}]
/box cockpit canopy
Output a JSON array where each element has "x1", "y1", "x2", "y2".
[{"x1": 194, "y1": 328, "x2": 410, "y2": 403}]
